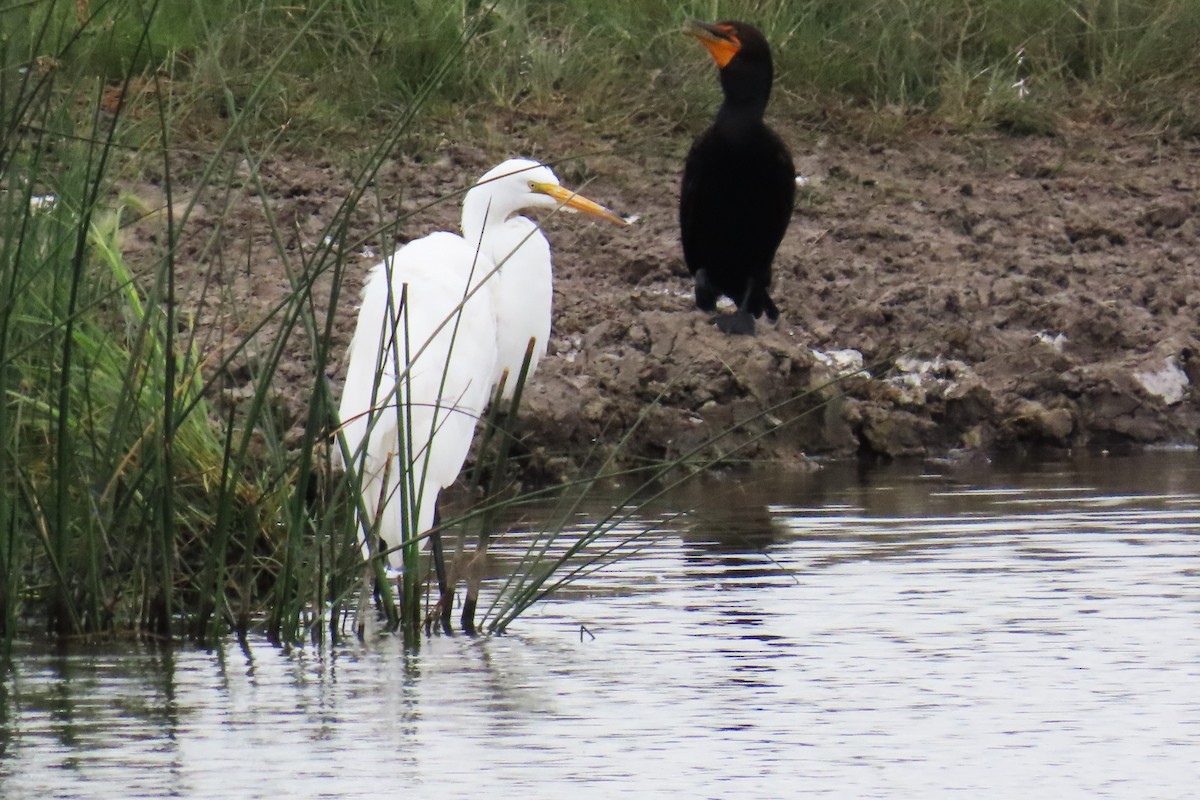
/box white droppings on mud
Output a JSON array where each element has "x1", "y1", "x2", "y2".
[
  {"x1": 812, "y1": 348, "x2": 866, "y2": 377},
  {"x1": 1135, "y1": 357, "x2": 1189, "y2": 405},
  {"x1": 1036, "y1": 331, "x2": 1068, "y2": 352},
  {"x1": 644, "y1": 286, "x2": 693, "y2": 300},
  {"x1": 887, "y1": 356, "x2": 979, "y2": 403}
]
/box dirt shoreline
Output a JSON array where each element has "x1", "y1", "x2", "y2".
[{"x1": 147, "y1": 122, "x2": 1200, "y2": 483}]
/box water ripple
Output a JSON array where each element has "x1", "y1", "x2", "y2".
[{"x1": 2, "y1": 452, "x2": 1199, "y2": 799}]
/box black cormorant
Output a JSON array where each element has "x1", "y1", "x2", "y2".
[{"x1": 680, "y1": 20, "x2": 795, "y2": 336}]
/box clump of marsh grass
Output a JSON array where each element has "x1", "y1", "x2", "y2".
[
  {"x1": 0, "y1": 87, "x2": 229, "y2": 638},
  {"x1": 0, "y1": 0, "x2": 492, "y2": 647}
]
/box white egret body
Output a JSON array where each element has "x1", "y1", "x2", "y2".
[
  {"x1": 338, "y1": 159, "x2": 625, "y2": 569},
  {"x1": 339, "y1": 233, "x2": 498, "y2": 561}
]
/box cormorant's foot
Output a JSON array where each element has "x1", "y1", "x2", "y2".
[
  {"x1": 693, "y1": 270, "x2": 718, "y2": 311},
  {"x1": 746, "y1": 287, "x2": 779, "y2": 322},
  {"x1": 713, "y1": 311, "x2": 757, "y2": 336}
]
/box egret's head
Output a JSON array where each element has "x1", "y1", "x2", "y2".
[{"x1": 468, "y1": 159, "x2": 628, "y2": 228}]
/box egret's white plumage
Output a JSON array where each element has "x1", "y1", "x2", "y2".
[
  {"x1": 338, "y1": 159, "x2": 625, "y2": 569},
  {"x1": 339, "y1": 231, "x2": 497, "y2": 558}
]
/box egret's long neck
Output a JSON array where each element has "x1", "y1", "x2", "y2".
[
  {"x1": 486, "y1": 216, "x2": 552, "y2": 397},
  {"x1": 461, "y1": 187, "x2": 518, "y2": 249}
]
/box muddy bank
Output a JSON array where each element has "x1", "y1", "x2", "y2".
[
  {"x1": 146, "y1": 123, "x2": 1200, "y2": 482},
  {"x1": 471, "y1": 125, "x2": 1200, "y2": 478}
]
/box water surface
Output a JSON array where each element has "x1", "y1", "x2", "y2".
[{"x1": 2, "y1": 452, "x2": 1198, "y2": 798}]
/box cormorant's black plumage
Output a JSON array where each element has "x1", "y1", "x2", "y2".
[{"x1": 680, "y1": 20, "x2": 795, "y2": 335}]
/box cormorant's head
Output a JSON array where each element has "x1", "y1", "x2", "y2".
[{"x1": 684, "y1": 20, "x2": 774, "y2": 109}]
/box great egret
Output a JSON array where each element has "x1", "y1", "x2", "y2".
[
  {"x1": 338, "y1": 159, "x2": 626, "y2": 577},
  {"x1": 680, "y1": 20, "x2": 795, "y2": 336}
]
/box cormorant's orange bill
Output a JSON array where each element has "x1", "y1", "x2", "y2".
[
  {"x1": 684, "y1": 19, "x2": 742, "y2": 69},
  {"x1": 532, "y1": 182, "x2": 629, "y2": 225}
]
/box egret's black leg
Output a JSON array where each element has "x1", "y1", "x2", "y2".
[
  {"x1": 430, "y1": 503, "x2": 453, "y2": 635},
  {"x1": 461, "y1": 594, "x2": 477, "y2": 636}
]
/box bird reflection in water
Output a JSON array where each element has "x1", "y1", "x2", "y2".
[{"x1": 669, "y1": 474, "x2": 790, "y2": 584}]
